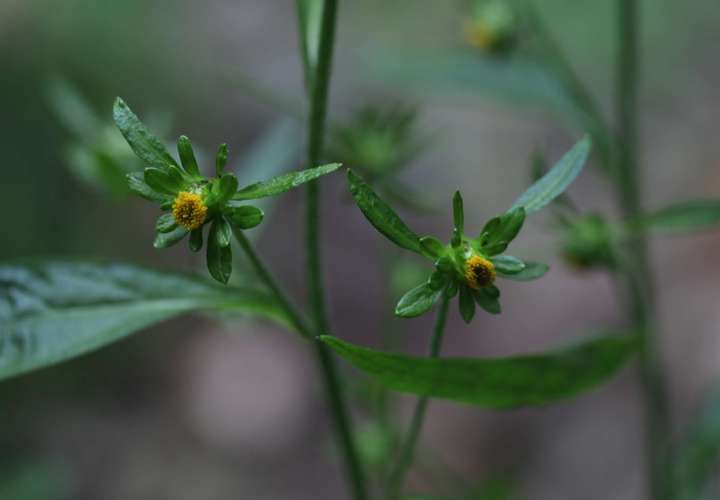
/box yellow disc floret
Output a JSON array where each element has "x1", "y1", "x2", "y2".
[
  {"x1": 463, "y1": 21, "x2": 498, "y2": 50},
  {"x1": 172, "y1": 191, "x2": 207, "y2": 230},
  {"x1": 464, "y1": 255, "x2": 496, "y2": 290}
]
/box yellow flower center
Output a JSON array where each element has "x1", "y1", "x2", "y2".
[
  {"x1": 464, "y1": 255, "x2": 496, "y2": 290},
  {"x1": 463, "y1": 20, "x2": 498, "y2": 50},
  {"x1": 172, "y1": 191, "x2": 207, "y2": 230}
]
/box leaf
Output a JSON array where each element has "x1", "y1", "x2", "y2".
[
  {"x1": 113, "y1": 97, "x2": 178, "y2": 171},
  {"x1": 458, "y1": 285, "x2": 476, "y2": 324},
  {"x1": 207, "y1": 219, "x2": 233, "y2": 284},
  {"x1": 233, "y1": 163, "x2": 341, "y2": 200},
  {"x1": 321, "y1": 333, "x2": 639, "y2": 408},
  {"x1": 490, "y1": 255, "x2": 525, "y2": 275},
  {"x1": 155, "y1": 213, "x2": 177, "y2": 233},
  {"x1": 226, "y1": 205, "x2": 264, "y2": 230},
  {"x1": 453, "y1": 191, "x2": 464, "y2": 234},
  {"x1": 499, "y1": 261, "x2": 548, "y2": 281},
  {"x1": 177, "y1": 135, "x2": 201, "y2": 177},
  {"x1": 189, "y1": 228, "x2": 204, "y2": 252},
  {"x1": 630, "y1": 200, "x2": 720, "y2": 235},
  {"x1": 510, "y1": 136, "x2": 591, "y2": 214},
  {"x1": 216, "y1": 143, "x2": 228, "y2": 176},
  {"x1": 143, "y1": 167, "x2": 182, "y2": 196},
  {"x1": 348, "y1": 170, "x2": 425, "y2": 256},
  {"x1": 395, "y1": 282, "x2": 443, "y2": 318},
  {"x1": 674, "y1": 389, "x2": 720, "y2": 500},
  {"x1": 127, "y1": 172, "x2": 169, "y2": 203},
  {"x1": 153, "y1": 226, "x2": 187, "y2": 249},
  {"x1": 479, "y1": 207, "x2": 526, "y2": 256},
  {"x1": 0, "y1": 261, "x2": 289, "y2": 381},
  {"x1": 419, "y1": 236, "x2": 445, "y2": 259},
  {"x1": 473, "y1": 288, "x2": 501, "y2": 315}
]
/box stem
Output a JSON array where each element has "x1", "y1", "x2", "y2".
[
  {"x1": 614, "y1": 2, "x2": 672, "y2": 499},
  {"x1": 387, "y1": 295, "x2": 451, "y2": 499},
  {"x1": 233, "y1": 228, "x2": 367, "y2": 500},
  {"x1": 296, "y1": 1, "x2": 369, "y2": 499}
]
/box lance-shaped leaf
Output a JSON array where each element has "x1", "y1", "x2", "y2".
[
  {"x1": 113, "y1": 97, "x2": 178, "y2": 171},
  {"x1": 321, "y1": 332, "x2": 638, "y2": 408},
  {"x1": 628, "y1": 200, "x2": 720, "y2": 236},
  {"x1": 233, "y1": 163, "x2": 341, "y2": 200},
  {"x1": 177, "y1": 135, "x2": 201, "y2": 177},
  {"x1": 0, "y1": 261, "x2": 289, "y2": 381},
  {"x1": 510, "y1": 136, "x2": 591, "y2": 214},
  {"x1": 348, "y1": 170, "x2": 425, "y2": 256},
  {"x1": 395, "y1": 282, "x2": 443, "y2": 318}
]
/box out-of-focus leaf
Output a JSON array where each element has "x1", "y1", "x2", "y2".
[
  {"x1": 674, "y1": 390, "x2": 720, "y2": 500},
  {"x1": 510, "y1": 136, "x2": 591, "y2": 214},
  {"x1": 46, "y1": 77, "x2": 100, "y2": 138},
  {"x1": 0, "y1": 261, "x2": 288, "y2": 381},
  {"x1": 348, "y1": 170, "x2": 426, "y2": 256},
  {"x1": 113, "y1": 97, "x2": 179, "y2": 171},
  {"x1": 321, "y1": 333, "x2": 638, "y2": 408},
  {"x1": 296, "y1": 0, "x2": 324, "y2": 83},
  {"x1": 629, "y1": 200, "x2": 720, "y2": 236},
  {"x1": 368, "y1": 51, "x2": 586, "y2": 125},
  {"x1": 233, "y1": 163, "x2": 341, "y2": 200}
]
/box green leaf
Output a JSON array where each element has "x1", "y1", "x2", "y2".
[
  {"x1": 214, "y1": 218, "x2": 232, "y2": 248},
  {"x1": 216, "y1": 173, "x2": 239, "y2": 202},
  {"x1": 155, "y1": 213, "x2": 177, "y2": 233},
  {"x1": 473, "y1": 288, "x2": 501, "y2": 315},
  {"x1": 207, "y1": 219, "x2": 233, "y2": 284},
  {"x1": 321, "y1": 333, "x2": 639, "y2": 408},
  {"x1": 177, "y1": 135, "x2": 201, "y2": 177},
  {"x1": 127, "y1": 172, "x2": 169, "y2": 203},
  {"x1": 499, "y1": 261, "x2": 548, "y2": 281},
  {"x1": 630, "y1": 200, "x2": 720, "y2": 235},
  {"x1": 491, "y1": 255, "x2": 525, "y2": 275},
  {"x1": 153, "y1": 226, "x2": 187, "y2": 249},
  {"x1": 216, "y1": 143, "x2": 228, "y2": 176},
  {"x1": 144, "y1": 168, "x2": 182, "y2": 196},
  {"x1": 233, "y1": 163, "x2": 341, "y2": 200},
  {"x1": 419, "y1": 236, "x2": 445, "y2": 259},
  {"x1": 347, "y1": 170, "x2": 425, "y2": 256},
  {"x1": 479, "y1": 207, "x2": 526, "y2": 256},
  {"x1": 395, "y1": 282, "x2": 442, "y2": 318},
  {"x1": 189, "y1": 227, "x2": 204, "y2": 252},
  {"x1": 453, "y1": 191, "x2": 464, "y2": 234},
  {"x1": 0, "y1": 261, "x2": 289, "y2": 381},
  {"x1": 113, "y1": 97, "x2": 178, "y2": 171},
  {"x1": 674, "y1": 389, "x2": 720, "y2": 500},
  {"x1": 510, "y1": 136, "x2": 591, "y2": 214},
  {"x1": 226, "y1": 205, "x2": 264, "y2": 230},
  {"x1": 458, "y1": 285, "x2": 476, "y2": 324}
]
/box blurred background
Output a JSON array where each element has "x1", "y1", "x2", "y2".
[{"x1": 1, "y1": 0, "x2": 720, "y2": 498}]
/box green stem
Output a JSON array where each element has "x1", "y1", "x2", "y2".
[
  {"x1": 387, "y1": 295, "x2": 451, "y2": 499},
  {"x1": 614, "y1": 2, "x2": 672, "y2": 499},
  {"x1": 296, "y1": 1, "x2": 369, "y2": 499}
]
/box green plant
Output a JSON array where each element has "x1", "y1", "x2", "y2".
[{"x1": 3, "y1": 1, "x2": 720, "y2": 499}]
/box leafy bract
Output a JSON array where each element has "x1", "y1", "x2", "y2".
[
  {"x1": 348, "y1": 170, "x2": 426, "y2": 256},
  {"x1": 0, "y1": 261, "x2": 288, "y2": 381},
  {"x1": 113, "y1": 97, "x2": 178, "y2": 171},
  {"x1": 233, "y1": 163, "x2": 341, "y2": 200},
  {"x1": 498, "y1": 261, "x2": 549, "y2": 281},
  {"x1": 510, "y1": 136, "x2": 591, "y2": 214},
  {"x1": 321, "y1": 333, "x2": 638, "y2": 408}
]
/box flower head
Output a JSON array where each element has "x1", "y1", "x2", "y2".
[
  {"x1": 464, "y1": 0, "x2": 518, "y2": 54},
  {"x1": 172, "y1": 191, "x2": 208, "y2": 230},
  {"x1": 464, "y1": 255, "x2": 496, "y2": 290}
]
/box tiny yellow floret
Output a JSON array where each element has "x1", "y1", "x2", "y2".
[
  {"x1": 465, "y1": 255, "x2": 496, "y2": 289},
  {"x1": 172, "y1": 191, "x2": 207, "y2": 230},
  {"x1": 463, "y1": 20, "x2": 498, "y2": 50}
]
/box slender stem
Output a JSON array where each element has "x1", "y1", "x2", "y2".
[
  {"x1": 296, "y1": 1, "x2": 369, "y2": 499},
  {"x1": 387, "y1": 295, "x2": 451, "y2": 499},
  {"x1": 232, "y1": 228, "x2": 313, "y2": 338},
  {"x1": 233, "y1": 227, "x2": 367, "y2": 500},
  {"x1": 614, "y1": 2, "x2": 672, "y2": 499}
]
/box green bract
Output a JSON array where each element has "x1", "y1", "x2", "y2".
[
  {"x1": 113, "y1": 97, "x2": 341, "y2": 284},
  {"x1": 348, "y1": 136, "x2": 591, "y2": 323}
]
